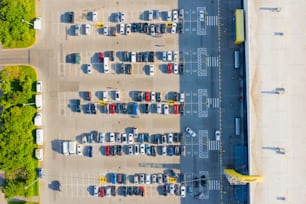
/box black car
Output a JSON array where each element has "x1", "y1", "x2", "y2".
[
  {"x1": 127, "y1": 186, "x2": 133, "y2": 196},
  {"x1": 123, "y1": 51, "x2": 130, "y2": 62},
  {"x1": 122, "y1": 103, "x2": 128, "y2": 113},
  {"x1": 131, "y1": 23, "x2": 137, "y2": 32},
  {"x1": 179, "y1": 103, "x2": 185, "y2": 114},
  {"x1": 162, "y1": 184, "x2": 168, "y2": 196},
  {"x1": 177, "y1": 22, "x2": 184, "y2": 33},
  {"x1": 121, "y1": 186, "x2": 127, "y2": 197},
  {"x1": 148, "y1": 51, "x2": 154, "y2": 62},
  {"x1": 110, "y1": 145, "x2": 115, "y2": 156},
  {"x1": 144, "y1": 103, "x2": 149, "y2": 113},
  {"x1": 68, "y1": 12, "x2": 74, "y2": 23},
  {"x1": 136, "y1": 52, "x2": 142, "y2": 62},
  {"x1": 125, "y1": 64, "x2": 132, "y2": 74},
  {"x1": 91, "y1": 130, "x2": 98, "y2": 142},
  {"x1": 143, "y1": 23, "x2": 148, "y2": 33},
  {"x1": 156, "y1": 92, "x2": 161, "y2": 102},
  {"x1": 179, "y1": 63, "x2": 184, "y2": 74},
  {"x1": 84, "y1": 91, "x2": 91, "y2": 101},
  {"x1": 106, "y1": 51, "x2": 114, "y2": 61},
  {"x1": 200, "y1": 175, "x2": 207, "y2": 187},
  {"x1": 120, "y1": 63, "x2": 125, "y2": 74},
  {"x1": 90, "y1": 103, "x2": 96, "y2": 114},
  {"x1": 173, "y1": 133, "x2": 179, "y2": 142},
  {"x1": 133, "y1": 186, "x2": 139, "y2": 195},
  {"x1": 135, "y1": 91, "x2": 143, "y2": 102},
  {"x1": 117, "y1": 145, "x2": 122, "y2": 156},
  {"x1": 151, "y1": 145, "x2": 156, "y2": 156},
  {"x1": 160, "y1": 23, "x2": 166, "y2": 33},
  {"x1": 173, "y1": 92, "x2": 179, "y2": 101},
  {"x1": 111, "y1": 186, "x2": 116, "y2": 196},
  {"x1": 137, "y1": 23, "x2": 143, "y2": 32},
  {"x1": 180, "y1": 173, "x2": 185, "y2": 184},
  {"x1": 142, "y1": 52, "x2": 149, "y2": 62}
]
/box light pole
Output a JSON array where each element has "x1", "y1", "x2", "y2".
[
  {"x1": 22, "y1": 19, "x2": 33, "y2": 26},
  {"x1": 25, "y1": 178, "x2": 39, "y2": 190}
]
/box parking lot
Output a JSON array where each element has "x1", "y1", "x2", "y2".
[{"x1": 35, "y1": 0, "x2": 242, "y2": 204}]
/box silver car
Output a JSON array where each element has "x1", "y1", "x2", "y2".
[
  {"x1": 139, "y1": 174, "x2": 145, "y2": 184},
  {"x1": 185, "y1": 127, "x2": 196, "y2": 137}
]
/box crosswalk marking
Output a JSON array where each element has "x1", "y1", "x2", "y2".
[
  {"x1": 208, "y1": 140, "x2": 220, "y2": 150},
  {"x1": 206, "y1": 56, "x2": 219, "y2": 67},
  {"x1": 206, "y1": 16, "x2": 218, "y2": 26},
  {"x1": 207, "y1": 98, "x2": 219, "y2": 108},
  {"x1": 209, "y1": 179, "x2": 221, "y2": 190}
]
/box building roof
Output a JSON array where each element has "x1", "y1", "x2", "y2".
[{"x1": 246, "y1": 0, "x2": 306, "y2": 203}]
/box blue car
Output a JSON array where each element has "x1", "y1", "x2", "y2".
[
  {"x1": 38, "y1": 168, "x2": 43, "y2": 179},
  {"x1": 167, "y1": 145, "x2": 174, "y2": 156},
  {"x1": 111, "y1": 173, "x2": 117, "y2": 184},
  {"x1": 88, "y1": 146, "x2": 93, "y2": 157}
]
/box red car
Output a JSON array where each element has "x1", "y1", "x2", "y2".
[
  {"x1": 145, "y1": 91, "x2": 151, "y2": 102},
  {"x1": 98, "y1": 52, "x2": 104, "y2": 63},
  {"x1": 173, "y1": 104, "x2": 179, "y2": 115},
  {"x1": 167, "y1": 63, "x2": 172, "y2": 74},
  {"x1": 106, "y1": 146, "x2": 110, "y2": 156},
  {"x1": 140, "y1": 186, "x2": 145, "y2": 197},
  {"x1": 99, "y1": 187, "x2": 105, "y2": 197},
  {"x1": 109, "y1": 104, "x2": 116, "y2": 114}
]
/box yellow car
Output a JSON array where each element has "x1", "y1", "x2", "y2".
[
  {"x1": 169, "y1": 177, "x2": 177, "y2": 183},
  {"x1": 99, "y1": 176, "x2": 107, "y2": 183},
  {"x1": 166, "y1": 22, "x2": 173, "y2": 28},
  {"x1": 96, "y1": 23, "x2": 104, "y2": 28}
]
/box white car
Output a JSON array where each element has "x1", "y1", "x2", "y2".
[
  {"x1": 186, "y1": 127, "x2": 196, "y2": 137},
  {"x1": 162, "y1": 52, "x2": 167, "y2": 61},
  {"x1": 140, "y1": 144, "x2": 145, "y2": 154},
  {"x1": 134, "y1": 174, "x2": 139, "y2": 184},
  {"x1": 163, "y1": 104, "x2": 169, "y2": 115},
  {"x1": 119, "y1": 12, "x2": 125, "y2": 22},
  {"x1": 134, "y1": 144, "x2": 139, "y2": 155},
  {"x1": 126, "y1": 23, "x2": 131, "y2": 35},
  {"x1": 173, "y1": 63, "x2": 178, "y2": 74},
  {"x1": 167, "y1": 11, "x2": 172, "y2": 21},
  {"x1": 168, "y1": 133, "x2": 173, "y2": 144},
  {"x1": 85, "y1": 24, "x2": 90, "y2": 35},
  {"x1": 172, "y1": 10, "x2": 178, "y2": 22},
  {"x1": 151, "y1": 92, "x2": 156, "y2": 102},
  {"x1": 179, "y1": 92, "x2": 185, "y2": 103},
  {"x1": 157, "y1": 174, "x2": 163, "y2": 184},
  {"x1": 156, "y1": 103, "x2": 162, "y2": 114},
  {"x1": 149, "y1": 65, "x2": 154, "y2": 76},
  {"x1": 151, "y1": 174, "x2": 157, "y2": 183},
  {"x1": 167, "y1": 51, "x2": 172, "y2": 61},
  {"x1": 173, "y1": 51, "x2": 178, "y2": 61},
  {"x1": 139, "y1": 174, "x2": 145, "y2": 184},
  {"x1": 171, "y1": 23, "x2": 177, "y2": 34},
  {"x1": 169, "y1": 184, "x2": 175, "y2": 195},
  {"x1": 102, "y1": 91, "x2": 108, "y2": 101},
  {"x1": 87, "y1": 64, "x2": 92, "y2": 74},
  {"x1": 128, "y1": 133, "x2": 134, "y2": 144},
  {"x1": 92, "y1": 11, "x2": 97, "y2": 21},
  {"x1": 162, "y1": 146, "x2": 167, "y2": 156},
  {"x1": 77, "y1": 145, "x2": 82, "y2": 155},
  {"x1": 120, "y1": 24, "x2": 125, "y2": 35},
  {"x1": 180, "y1": 185, "x2": 186, "y2": 197},
  {"x1": 150, "y1": 24, "x2": 155, "y2": 36},
  {"x1": 145, "y1": 174, "x2": 151, "y2": 184},
  {"x1": 93, "y1": 185, "x2": 99, "y2": 196},
  {"x1": 215, "y1": 130, "x2": 220, "y2": 141},
  {"x1": 179, "y1": 9, "x2": 184, "y2": 20},
  {"x1": 103, "y1": 25, "x2": 108, "y2": 35},
  {"x1": 109, "y1": 132, "x2": 115, "y2": 143},
  {"x1": 128, "y1": 145, "x2": 134, "y2": 155},
  {"x1": 115, "y1": 90, "x2": 120, "y2": 100},
  {"x1": 82, "y1": 134, "x2": 87, "y2": 144},
  {"x1": 199, "y1": 10, "x2": 205, "y2": 22}
]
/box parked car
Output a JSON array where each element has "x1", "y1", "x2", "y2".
[
  {"x1": 109, "y1": 132, "x2": 115, "y2": 143},
  {"x1": 85, "y1": 24, "x2": 91, "y2": 35},
  {"x1": 128, "y1": 145, "x2": 134, "y2": 155},
  {"x1": 167, "y1": 63, "x2": 173, "y2": 74},
  {"x1": 157, "y1": 103, "x2": 162, "y2": 114},
  {"x1": 199, "y1": 10, "x2": 205, "y2": 22},
  {"x1": 171, "y1": 23, "x2": 177, "y2": 34},
  {"x1": 119, "y1": 12, "x2": 125, "y2": 22},
  {"x1": 180, "y1": 185, "x2": 186, "y2": 197},
  {"x1": 120, "y1": 24, "x2": 125, "y2": 34},
  {"x1": 173, "y1": 63, "x2": 178, "y2": 74},
  {"x1": 172, "y1": 10, "x2": 178, "y2": 22},
  {"x1": 93, "y1": 185, "x2": 99, "y2": 196},
  {"x1": 149, "y1": 65, "x2": 154, "y2": 75},
  {"x1": 173, "y1": 104, "x2": 179, "y2": 115},
  {"x1": 215, "y1": 130, "x2": 221, "y2": 141},
  {"x1": 126, "y1": 23, "x2": 131, "y2": 35},
  {"x1": 88, "y1": 146, "x2": 93, "y2": 157},
  {"x1": 128, "y1": 133, "x2": 134, "y2": 144},
  {"x1": 103, "y1": 24, "x2": 109, "y2": 35}
]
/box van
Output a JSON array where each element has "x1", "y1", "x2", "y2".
[
  {"x1": 36, "y1": 129, "x2": 43, "y2": 145},
  {"x1": 234, "y1": 50, "x2": 240, "y2": 69},
  {"x1": 68, "y1": 141, "x2": 76, "y2": 155},
  {"x1": 36, "y1": 81, "x2": 42, "y2": 93},
  {"x1": 62, "y1": 141, "x2": 69, "y2": 155},
  {"x1": 35, "y1": 94, "x2": 42, "y2": 110},
  {"x1": 131, "y1": 52, "x2": 136, "y2": 63},
  {"x1": 167, "y1": 11, "x2": 172, "y2": 21},
  {"x1": 148, "y1": 10, "x2": 153, "y2": 21},
  {"x1": 104, "y1": 57, "x2": 109, "y2": 73}
]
